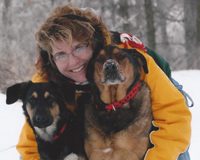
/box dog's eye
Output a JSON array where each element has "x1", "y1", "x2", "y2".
[
  {"x1": 48, "y1": 99, "x2": 55, "y2": 104},
  {"x1": 115, "y1": 53, "x2": 127, "y2": 60},
  {"x1": 46, "y1": 96, "x2": 56, "y2": 104}
]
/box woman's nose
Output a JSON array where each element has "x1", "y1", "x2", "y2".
[{"x1": 68, "y1": 54, "x2": 81, "y2": 66}]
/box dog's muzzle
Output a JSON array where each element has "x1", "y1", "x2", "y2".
[
  {"x1": 33, "y1": 113, "x2": 53, "y2": 128},
  {"x1": 103, "y1": 59, "x2": 125, "y2": 84}
]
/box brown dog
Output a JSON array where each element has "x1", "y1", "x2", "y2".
[{"x1": 85, "y1": 45, "x2": 152, "y2": 160}]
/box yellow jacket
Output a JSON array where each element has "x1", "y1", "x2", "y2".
[{"x1": 16, "y1": 49, "x2": 191, "y2": 160}]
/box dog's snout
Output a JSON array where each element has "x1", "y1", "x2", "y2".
[
  {"x1": 105, "y1": 62, "x2": 116, "y2": 71},
  {"x1": 33, "y1": 114, "x2": 53, "y2": 128},
  {"x1": 102, "y1": 59, "x2": 125, "y2": 84},
  {"x1": 104, "y1": 59, "x2": 117, "y2": 71}
]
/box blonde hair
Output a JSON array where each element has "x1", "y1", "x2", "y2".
[{"x1": 35, "y1": 5, "x2": 110, "y2": 56}]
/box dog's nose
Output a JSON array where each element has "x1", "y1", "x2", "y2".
[
  {"x1": 105, "y1": 63, "x2": 116, "y2": 71},
  {"x1": 104, "y1": 60, "x2": 117, "y2": 71},
  {"x1": 102, "y1": 59, "x2": 124, "y2": 84},
  {"x1": 33, "y1": 114, "x2": 53, "y2": 128}
]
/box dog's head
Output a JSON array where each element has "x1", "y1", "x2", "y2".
[
  {"x1": 87, "y1": 45, "x2": 148, "y2": 104},
  {"x1": 6, "y1": 81, "x2": 74, "y2": 141}
]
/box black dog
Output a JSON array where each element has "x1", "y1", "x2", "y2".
[{"x1": 6, "y1": 81, "x2": 86, "y2": 160}]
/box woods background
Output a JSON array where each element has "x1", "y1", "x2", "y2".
[{"x1": 0, "y1": 0, "x2": 200, "y2": 90}]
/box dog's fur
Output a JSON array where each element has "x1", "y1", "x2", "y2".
[
  {"x1": 85, "y1": 45, "x2": 152, "y2": 160},
  {"x1": 6, "y1": 81, "x2": 86, "y2": 160}
]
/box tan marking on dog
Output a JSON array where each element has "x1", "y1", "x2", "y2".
[
  {"x1": 26, "y1": 102, "x2": 35, "y2": 122},
  {"x1": 94, "y1": 62, "x2": 112, "y2": 104},
  {"x1": 50, "y1": 103, "x2": 60, "y2": 119},
  {"x1": 116, "y1": 58, "x2": 134, "y2": 101},
  {"x1": 99, "y1": 49, "x2": 106, "y2": 56},
  {"x1": 44, "y1": 91, "x2": 50, "y2": 98},
  {"x1": 84, "y1": 127, "x2": 113, "y2": 160},
  {"x1": 112, "y1": 127, "x2": 149, "y2": 160},
  {"x1": 32, "y1": 92, "x2": 38, "y2": 98},
  {"x1": 65, "y1": 103, "x2": 77, "y2": 113},
  {"x1": 112, "y1": 47, "x2": 120, "y2": 55},
  {"x1": 99, "y1": 85, "x2": 112, "y2": 104},
  {"x1": 85, "y1": 125, "x2": 145, "y2": 160},
  {"x1": 110, "y1": 85, "x2": 118, "y2": 103}
]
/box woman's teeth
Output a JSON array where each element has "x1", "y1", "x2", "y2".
[{"x1": 71, "y1": 65, "x2": 85, "y2": 73}]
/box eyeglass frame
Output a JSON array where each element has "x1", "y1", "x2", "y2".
[{"x1": 52, "y1": 42, "x2": 90, "y2": 63}]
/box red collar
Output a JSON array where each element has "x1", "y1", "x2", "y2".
[
  {"x1": 105, "y1": 81, "x2": 142, "y2": 111},
  {"x1": 53, "y1": 123, "x2": 67, "y2": 141}
]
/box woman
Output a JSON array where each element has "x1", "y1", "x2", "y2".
[{"x1": 17, "y1": 5, "x2": 191, "y2": 160}]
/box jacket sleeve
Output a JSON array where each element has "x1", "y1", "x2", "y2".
[
  {"x1": 16, "y1": 72, "x2": 48, "y2": 160},
  {"x1": 16, "y1": 121, "x2": 39, "y2": 160},
  {"x1": 137, "y1": 49, "x2": 192, "y2": 160}
]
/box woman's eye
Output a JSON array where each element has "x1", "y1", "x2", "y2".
[
  {"x1": 75, "y1": 45, "x2": 85, "y2": 53},
  {"x1": 116, "y1": 53, "x2": 126, "y2": 60},
  {"x1": 74, "y1": 43, "x2": 88, "y2": 55},
  {"x1": 74, "y1": 46, "x2": 82, "y2": 53},
  {"x1": 53, "y1": 52, "x2": 67, "y2": 61}
]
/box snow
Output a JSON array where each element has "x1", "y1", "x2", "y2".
[
  {"x1": 0, "y1": 97, "x2": 24, "y2": 159},
  {"x1": 0, "y1": 70, "x2": 200, "y2": 160}
]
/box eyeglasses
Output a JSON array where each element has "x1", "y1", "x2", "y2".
[{"x1": 52, "y1": 42, "x2": 89, "y2": 62}]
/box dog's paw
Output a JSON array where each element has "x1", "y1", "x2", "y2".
[{"x1": 64, "y1": 153, "x2": 79, "y2": 160}]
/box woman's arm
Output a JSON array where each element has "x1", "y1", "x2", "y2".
[
  {"x1": 138, "y1": 49, "x2": 191, "y2": 160},
  {"x1": 17, "y1": 121, "x2": 39, "y2": 160}
]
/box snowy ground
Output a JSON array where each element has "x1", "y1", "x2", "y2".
[{"x1": 0, "y1": 70, "x2": 199, "y2": 160}]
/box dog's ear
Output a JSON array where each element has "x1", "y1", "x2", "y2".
[
  {"x1": 110, "y1": 31, "x2": 121, "y2": 44},
  {"x1": 124, "y1": 49, "x2": 148, "y2": 74},
  {"x1": 6, "y1": 81, "x2": 32, "y2": 104}
]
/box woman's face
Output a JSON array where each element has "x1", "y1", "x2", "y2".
[{"x1": 51, "y1": 40, "x2": 93, "y2": 83}]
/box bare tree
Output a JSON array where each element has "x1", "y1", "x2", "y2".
[
  {"x1": 184, "y1": 0, "x2": 199, "y2": 69},
  {"x1": 1, "y1": 0, "x2": 200, "y2": 91},
  {"x1": 144, "y1": 0, "x2": 156, "y2": 50},
  {"x1": 155, "y1": 1, "x2": 170, "y2": 46},
  {"x1": 197, "y1": 1, "x2": 200, "y2": 43}
]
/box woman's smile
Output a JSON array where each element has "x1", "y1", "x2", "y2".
[{"x1": 70, "y1": 64, "x2": 86, "y2": 73}]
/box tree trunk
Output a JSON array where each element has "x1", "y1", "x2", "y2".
[
  {"x1": 196, "y1": 1, "x2": 200, "y2": 43},
  {"x1": 144, "y1": 0, "x2": 156, "y2": 50},
  {"x1": 118, "y1": 0, "x2": 131, "y2": 32},
  {"x1": 155, "y1": 0, "x2": 173, "y2": 64},
  {"x1": 184, "y1": 0, "x2": 198, "y2": 68}
]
